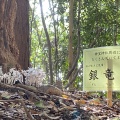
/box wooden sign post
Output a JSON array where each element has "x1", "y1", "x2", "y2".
[{"x1": 107, "y1": 59, "x2": 113, "y2": 107}]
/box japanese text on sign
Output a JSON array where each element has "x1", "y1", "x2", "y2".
[{"x1": 83, "y1": 46, "x2": 120, "y2": 91}]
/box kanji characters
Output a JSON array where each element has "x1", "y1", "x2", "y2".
[
  {"x1": 89, "y1": 70, "x2": 98, "y2": 80},
  {"x1": 104, "y1": 68, "x2": 114, "y2": 80}
]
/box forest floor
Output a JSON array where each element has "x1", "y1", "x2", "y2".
[{"x1": 0, "y1": 83, "x2": 120, "y2": 120}]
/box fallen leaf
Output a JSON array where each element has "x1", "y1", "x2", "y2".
[{"x1": 62, "y1": 94, "x2": 69, "y2": 99}]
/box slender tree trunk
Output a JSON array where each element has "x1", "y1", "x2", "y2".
[
  {"x1": 39, "y1": 0, "x2": 53, "y2": 85},
  {"x1": 0, "y1": 0, "x2": 29, "y2": 72},
  {"x1": 65, "y1": 0, "x2": 82, "y2": 88},
  {"x1": 29, "y1": 0, "x2": 36, "y2": 58},
  {"x1": 48, "y1": 0, "x2": 59, "y2": 81},
  {"x1": 68, "y1": 0, "x2": 74, "y2": 90}
]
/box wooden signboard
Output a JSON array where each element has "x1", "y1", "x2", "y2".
[{"x1": 83, "y1": 46, "x2": 120, "y2": 106}]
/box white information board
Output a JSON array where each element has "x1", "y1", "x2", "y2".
[{"x1": 83, "y1": 46, "x2": 120, "y2": 91}]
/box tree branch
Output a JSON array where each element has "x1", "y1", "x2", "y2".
[{"x1": 64, "y1": 63, "x2": 83, "y2": 89}]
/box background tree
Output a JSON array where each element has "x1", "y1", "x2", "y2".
[
  {"x1": 30, "y1": 0, "x2": 120, "y2": 89},
  {"x1": 68, "y1": 0, "x2": 74, "y2": 90},
  {"x1": 39, "y1": 0, "x2": 53, "y2": 84}
]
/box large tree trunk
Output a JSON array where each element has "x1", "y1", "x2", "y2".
[
  {"x1": 0, "y1": 0, "x2": 29, "y2": 73},
  {"x1": 15, "y1": 0, "x2": 30, "y2": 70}
]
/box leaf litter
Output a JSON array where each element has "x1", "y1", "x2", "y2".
[
  {"x1": 0, "y1": 68, "x2": 120, "y2": 120},
  {"x1": 0, "y1": 83, "x2": 119, "y2": 120}
]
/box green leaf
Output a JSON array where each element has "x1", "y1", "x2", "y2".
[{"x1": 35, "y1": 100, "x2": 45, "y2": 108}]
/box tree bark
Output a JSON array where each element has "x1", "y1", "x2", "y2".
[
  {"x1": 0, "y1": 0, "x2": 29, "y2": 72},
  {"x1": 48, "y1": 0, "x2": 59, "y2": 81},
  {"x1": 68, "y1": 0, "x2": 74, "y2": 90},
  {"x1": 66, "y1": 0, "x2": 81, "y2": 80},
  {"x1": 15, "y1": 0, "x2": 30, "y2": 70}
]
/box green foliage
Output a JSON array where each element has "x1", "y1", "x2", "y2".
[
  {"x1": 81, "y1": 0, "x2": 120, "y2": 47},
  {"x1": 29, "y1": 0, "x2": 120, "y2": 90}
]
